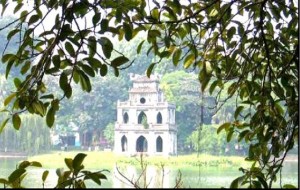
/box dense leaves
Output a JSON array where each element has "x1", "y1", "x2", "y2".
[
  {"x1": 160, "y1": 71, "x2": 216, "y2": 148},
  {"x1": 0, "y1": 153, "x2": 108, "y2": 188},
  {"x1": 0, "y1": 0, "x2": 298, "y2": 188}
]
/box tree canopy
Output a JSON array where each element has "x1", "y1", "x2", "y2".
[{"x1": 0, "y1": 0, "x2": 298, "y2": 188}]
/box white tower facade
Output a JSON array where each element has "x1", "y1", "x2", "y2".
[{"x1": 114, "y1": 74, "x2": 177, "y2": 156}]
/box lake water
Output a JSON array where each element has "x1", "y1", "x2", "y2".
[{"x1": 0, "y1": 157, "x2": 298, "y2": 188}]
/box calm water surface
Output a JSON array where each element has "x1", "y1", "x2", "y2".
[{"x1": 0, "y1": 157, "x2": 298, "y2": 188}]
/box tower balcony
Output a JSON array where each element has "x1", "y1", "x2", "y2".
[
  {"x1": 118, "y1": 101, "x2": 175, "y2": 108},
  {"x1": 115, "y1": 123, "x2": 177, "y2": 132}
]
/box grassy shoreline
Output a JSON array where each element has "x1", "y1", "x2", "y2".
[{"x1": 27, "y1": 151, "x2": 252, "y2": 170}]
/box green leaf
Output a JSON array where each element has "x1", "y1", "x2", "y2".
[
  {"x1": 78, "y1": 70, "x2": 92, "y2": 92},
  {"x1": 164, "y1": 36, "x2": 171, "y2": 48},
  {"x1": 28, "y1": 15, "x2": 40, "y2": 25},
  {"x1": 12, "y1": 114, "x2": 21, "y2": 130},
  {"x1": 217, "y1": 122, "x2": 231, "y2": 134},
  {"x1": 147, "y1": 63, "x2": 156, "y2": 78},
  {"x1": 151, "y1": 8, "x2": 159, "y2": 20},
  {"x1": 113, "y1": 67, "x2": 119, "y2": 77},
  {"x1": 86, "y1": 173, "x2": 101, "y2": 185},
  {"x1": 274, "y1": 102, "x2": 284, "y2": 115},
  {"x1": 51, "y1": 99, "x2": 60, "y2": 111},
  {"x1": 92, "y1": 12, "x2": 101, "y2": 27},
  {"x1": 229, "y1": 176, "x2": 245, "y2": 188},
  {"x1": 60, "y1": 24, "x2": 74, "y2": 41},
  {"x1": 199, "y1": 68, "x2": 211, "y2": 92},
  {"x1": 100, "y1": 19, "x2": 108, "y2": 33},
  {"x1": 73, "y1": 69, "x2": 80, "y2": 84},
  {"x1": 64, "y1": 84, "x2": 72, "y2": 99},
  {"x1": 6, "y1": 59, "x2": 14, "y2": 78},
  {"x1": 116, "y1": 7, "x2": 122, "y2": 23},
  {"x1": 85, "y1": 57, "x2": 102, "y2": 69},
  {"x1": 147, "y1": 30, "x2": 161, "y2": 42},
  {"x1": 40, "y1": 94, "x2": 54, "y2": 99},
  {"x1": 4, "y1": 93, "x2": 16, "y2": 106},
  {"x1": 98, "y1": 37, "x2": 113, "y2": 59},
  {"x1": 8, "y1": 168, "x2": 26, "y2": 183},
  {"x1": 65, "y1": 41, "x2": 75, "y2": 56},
  {"x1": 111, "y1": 56, "x2": 129, "y2": 67},
  {"x1": 52, "y1": 55, "x2": 60, "y2": 68},
  {"x1": 72, "y1": 153, "x2": 87, "y2": 171},
  {"x1": 227, "y1": 27, "x2": 236, "y2": 39},
  {"x1": 230, "y1": 177, "x2": 239, "y2": 188},
  {"x1": 20, "y1": 10, "x2": 28, "y2": 22},
  {"x1": 209, "y1": 8, "x2": 218, "y2": 17},
  {"x1": 42, "y1": 170, "x2": 49, "y2": 182},
  {"x1": 21, "y1": 61, "x2": 31, "y2": 74},
  {"x1": 13, "y1": 3, "x2": 23, "y2": 13},
  {"x1": 30, "y1": 161, "x2": 42, "y2": 167},
  {"x1": 283, "y1": 184, "x2": 297, "y2": 189},
  {"x1": 2, "y1": 53, "x2": 13, "y2": 63},
  {"x1": 100, "y1": 64, "x2": 108, "y2": 76},
  {"x1": 183, "y1": 53, "x2": 194, "y2": 69},
  {"x1": 97, "y1": 172, "x2": 107, "y2": 180},
  {"x1": 74, "y1": 1, "x2": 89, "y2": 15},
  {"x1": 13, "y1": 78, "x2": 22, "y2": 89},
  {"x1": 234, "y1": 106, "x2": 244, "y2": 120},
  {"x1": 137, "y1": 40, "x2": 145, "y2": 54},
  {"x1": 28, "y1": 14, "x2": 40, "y2": 25},
  {"x1": 81, "y1": 64, "x2": 95, "y2": 77},
  {"x1": 63, "y1": 170, "x2": 72, "y2": 180},
  {"x1": 46, "y1": 107, "x2": 55, "y2": 128},
  {"x1": 256, "y1": 176, "x2": 268, "y2": 189},
  {"x1": 56, "y1": 168, "x2": 64, "y2": 177},
  {"x1": 163, "y1": 6, "x2": 177, "y2": 21},
  {"x1": 88, "y1": 36, "x2": 97, "y2": 58},
  {"x1": 64, "y1": 158, "x2": 73, "y2": 170},
  {"x1": 209, "y1": 80, "x2": 219, "y2": 95},
  {"x1": 251, "y1": 180, "x2": 262, "y2": 188},
  {"x1": 0, "y1": 178, "x2": 9, "y2": 184},
  {"x1": 200, "y1": 29, "x2": 206, "y2": 38},
  {"x1": 7, "y1": 29, "x2": 20, "y2": 40},
  {"x1": 227, "y1": 129, "x2": 234, "y2": 142},
  {"x1": 59, "y1": 72, "x2": 68, "y2": 90},
  {"x1": 0, "y1": 118, "x2": 10, "y2": 134},
  {"x1": 238, "y1": 130, "x2": 250, "y2": 142},
  {"x1": 123, "y1": 22, "x2": 132, "y2": 41},
  {"x1": 18, "y1": 161, "x2": 30, "y2": 169},
  {"x1": 172, "y1": 48, "x2": 182, "y2": 67}
]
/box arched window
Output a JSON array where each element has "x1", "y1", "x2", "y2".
[
  {"x1": 157, "y1": 112, "x2": 162, "y2": 124},
  {"x1": 138, "y1": 111, "x2": 147, "y2": 124},
  {"x1": 136, "y1": 136, "x2": 148, "y2": 152},
  {"x1": 121, "y1": 136, "x2": 127, "y2": 152},
  {"x1": 156, "y1": 136, "x2": 163, "y2": 152},
  {"x1": 123, "y1": 112, "x2": 129, "y2": 124}
]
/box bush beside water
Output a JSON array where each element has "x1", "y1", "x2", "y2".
[{"x1": 28, "y1": 151, "x2": 250, "y2": 170}]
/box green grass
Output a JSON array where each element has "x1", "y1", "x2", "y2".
[{"x1": 28, "y1": 151, "x2": 251, "y2": 170}]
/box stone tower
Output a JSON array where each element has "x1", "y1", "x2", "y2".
[{"x1": 114, "y1": 74, "x2": 177, "y2": 156}]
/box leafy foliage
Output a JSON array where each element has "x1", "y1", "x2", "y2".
[
  {"x1": 0, "y1": 0, "x2": 298, "y2": 188},
  {"x1": 160, "y1": 71, "x2": 216, "y2": 148},
  {"x1": 0, "y1": 113, "x2": 51, "y2": 155},
  {"x1": 103, "y1": 123, "x2": 115, "y2": 147},
  {"x1": 186, "y1": 124, "x2": 248, "y2": 156},
  {"x1": 0, "y1": 153, "x2": 108, "y2": 188},
  {"x1": 55, "y1": 74, "x2": 128, "y2": 147}
]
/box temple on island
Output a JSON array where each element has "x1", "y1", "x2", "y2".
[{"x1": 114, "y1": 74, "x2": 177, "y2": 156}]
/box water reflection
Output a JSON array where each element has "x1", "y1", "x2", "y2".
[
  {"x1": 113, "y1": 164, "x2": 171, "y2": 188},
  {"x1": 0, "y1": 158, "x2": 298, "y2": 188}
]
